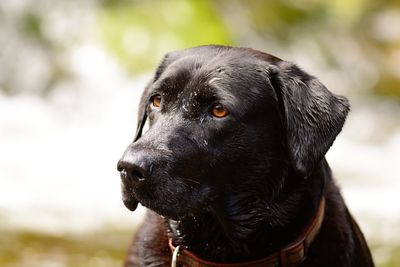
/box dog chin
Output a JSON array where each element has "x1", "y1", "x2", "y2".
[
  {"x1": 150, "y1": 207, "x2": 186, "y2": 220},
  {"x1": 122, "y1": 194, "x2": 183, "y2": 218},
  {"x1": 137, "y1": 199, "x2": 191, "y2": 220},
  {"x1": 123, "y1": 196, "x2": 139, "y2": 211}
]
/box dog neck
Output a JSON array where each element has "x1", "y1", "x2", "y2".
[
  {"x1": 166, "y1": 164, "x2": 328, "y2": 263},
  {"x1": 168, "y1": 197, "x2": 325, "y2": 266}
]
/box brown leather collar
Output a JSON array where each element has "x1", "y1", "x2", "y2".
[{"x1": 169, "y1": 197, "x2": 325, "y2": 267}]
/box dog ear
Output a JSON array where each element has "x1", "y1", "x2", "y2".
[
  {"x1": 269, "y1": 61, "x2": 350, "y2": 177},
  {"x1": 134, "y1": 52, "x2": 183, "y2": 141}
]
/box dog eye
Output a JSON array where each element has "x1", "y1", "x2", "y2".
[
  {"x1": 211, "y1": 103, "x2": 229, "y2": 118},
  {"x1": 150, "y1": 94, "x2": 162, "y2": 108}
]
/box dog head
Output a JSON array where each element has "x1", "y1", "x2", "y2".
[{"x1": 117, "y1": 45, "x2": 349, "y2": 220}]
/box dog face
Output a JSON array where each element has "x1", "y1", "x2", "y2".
[{"x1": 117, "y1": 45, "x2": 349, "y2": 220}]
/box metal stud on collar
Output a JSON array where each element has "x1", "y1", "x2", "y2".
[{"x1": 171, "y1": 245, "x2": 181, "y2": 267}]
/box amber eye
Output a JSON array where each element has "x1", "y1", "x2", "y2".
[
  {"x1": 211, "y1": 103, "x2": 229, "y2": 118},
  {"x1": 151, "y1": 94, "x2": 162, "y2": 108}
]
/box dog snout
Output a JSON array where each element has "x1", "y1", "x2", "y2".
[{"x1": 117, "y1": 153, "x2": 154, "y2": 182}]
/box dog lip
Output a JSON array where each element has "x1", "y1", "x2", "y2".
[{"x1": 123, "y1": 197, "x2": 139, "y2": 211}]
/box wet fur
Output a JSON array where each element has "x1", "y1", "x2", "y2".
[{"x1": 118, "y1": 46, "x2": 374, "y2": 266}]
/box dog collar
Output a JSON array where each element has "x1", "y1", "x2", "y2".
[{"x1": 169, "y1": 197, "x2": 325, "y2": 267}]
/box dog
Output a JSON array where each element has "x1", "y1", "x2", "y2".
[{"x1": 117, "y1": 45, "x2": 374, "y2": 267}]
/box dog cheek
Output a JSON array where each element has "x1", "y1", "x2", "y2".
[{"x1": 160, "y1": 180, "x2": 213, "y2": 218}]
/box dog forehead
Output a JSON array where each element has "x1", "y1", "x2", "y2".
[
  {"x1": 147, "y1": 48, "x2": 282, "y2": 121},
  {"x1": 156, "y1": 52, "x2": 270, "y2": 97}
]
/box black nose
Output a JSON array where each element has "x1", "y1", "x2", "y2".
[{"x1": 117, "y1": 154, "x2": 153, "y2": 182}]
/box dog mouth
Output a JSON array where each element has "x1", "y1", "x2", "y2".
[
  {"x1": 120, "y1": 171, "x2": 140, "y2": 211},
  {"x1": 122, "y1": 194, "x2": 139, "y2": 211},
  {"x1": 120, "y1": 172, "x2": 214, "y2": 219}
]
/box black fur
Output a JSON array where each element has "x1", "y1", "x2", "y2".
[{"x1": 117, "y1": 45, "x2": 374, "y2": 266}]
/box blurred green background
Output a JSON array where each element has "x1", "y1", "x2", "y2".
[{"x1": 1, "y1": 0, "x2": 400, "y2": 266}]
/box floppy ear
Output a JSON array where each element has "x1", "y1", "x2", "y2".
[
  {"x1": 134, "y1": 52, "x2": 179, "y2": 141},
  {"x1": 269, "y1": 61, "x2": 350, "y2": 177}
]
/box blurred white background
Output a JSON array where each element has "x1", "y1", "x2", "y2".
[{"x1": 1, "y1": 0, "x2": 399, "y2": 266}]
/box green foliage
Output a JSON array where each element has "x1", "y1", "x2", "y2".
[
  {"x1": 97, "y1": 0, "x2": 232, "y2": 74},
  {"x1": 371, "y1": 242, "x2": 400, "y2": 267},
  {"x1": 1, "y1": 228, "x2": 400, "y2": 266},
  {"x1": 96, "y1": 0, "x2": 400, "y2": 98},
  {"x1": 244, "y1": 1, "x2": 325, "y2": 40},
  {"x1": 21, "y1": 13, "x2": 45, "y2": 44},
  {"x1": 2, "y1": 0, "x2": 400, "y2": 97},
  {"x1": 0, "y1": 228, "x2": 134, "y2": 267},
  {"x1": 375, "y1": 75, "x2": 400, "y2": 97}
]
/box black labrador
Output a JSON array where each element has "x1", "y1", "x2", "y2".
[{"x1": 117, "y1": 45, "x2": 374, "y2": 267}]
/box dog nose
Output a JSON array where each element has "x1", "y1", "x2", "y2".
[{"x1": 117, "y1": 155, "x2": 153, "y2": 182}]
